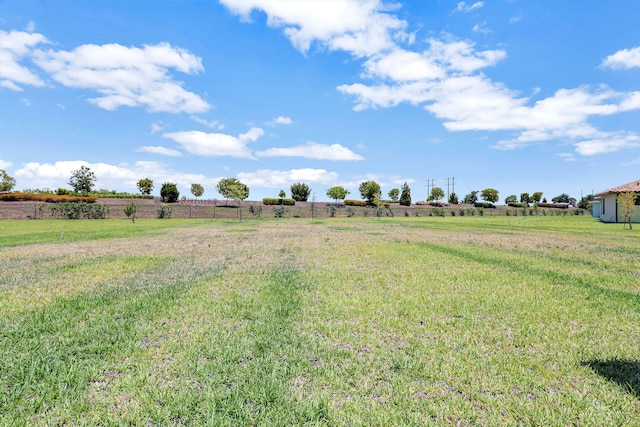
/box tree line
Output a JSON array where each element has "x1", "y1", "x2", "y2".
[{"x1": 0, "y1": 166, "x2": 598, "y2": 209}]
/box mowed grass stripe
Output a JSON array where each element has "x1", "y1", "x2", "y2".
[
  {"x1": 80, "y1": 267, "x2": 331, "y2": 426},
  {"x1": 0, "y1": 261, "x2": 201, "y2": 426}
]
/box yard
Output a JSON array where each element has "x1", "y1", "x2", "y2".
[{"x1": 1, "y1": 216, "x2": 639, "y2": 425}]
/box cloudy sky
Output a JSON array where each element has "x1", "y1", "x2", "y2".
[{"x1": 2, "y1": 0, "x2": 640, "y2": 202}]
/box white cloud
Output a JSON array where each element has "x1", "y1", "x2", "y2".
[
  {"x1": 256, "y1": 142, "x2": 364, "y2": 161},
  {"x1": 19, "y1": 98, "x2": 31, "y2": 106},
  {"x1": 150, "y1": 122, "x2": 166, "y2": 134},
  {"x1": 219, "y1": 0, "x2": 408, "y2": 57},
  {"x1": 237, "y1": 168, "x2": 338, "y2": 188},
  {"x1": 573, "y1": 132, "x2": 640, "y2": 156},
  {"x1": 601, "y1": 46, "x2": 640, "y2": 70},
  {"x1": 363, "y1": 48, "x2": 445, "y2": 82},
  {"x1": 162, "y1": 127, "x2": 264, "y2": 159},
  {"x1": 455, "y1": 2, "x2": 484, "y2": 13},
  {"x1": 0, "y1": 159, "x2": 13, "y2": 169},
  {"x1": 136, "y1": 146, "x2": 183, "y2": 157},
  {"x1": 0, "y1": 29, "x2": 48, "y2": 90},
  {"x1": 268, "y1": 116, "x2": 293, "y2": 126},
  {"x1": 33, "y1": 42, "x2": 210, "y2": 113},
  {"x1": 191, "y1": 116, "x2": 225, "y2": 129},
  {"x1": 472, "y1": 21, "x2": 491, "y2": 34},
  {"x1": 14, "y1": 160, "x2": 220, "y2": 192}
]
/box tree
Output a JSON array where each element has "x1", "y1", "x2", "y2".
[
  {"x1": 520, "y1": 193, "x2": 530, "y2": 207},
  {"x1": 481, "y1": 188, "x2": 499, "y2": 204},
  {"x1": 619, "y1": 192, "x2": 637, "y2": 229},
  {"x1": 124, "y1": 201, "x2": 137, "y2": 223},
  {"x1": 448, "y1": 192, "x2": 459, "y2": 204},
  {"x1": 290, "y1": 182, "x2": 311, "y2": 202},
  {"x1": 160, "y1": 182, "x2": 180, "y2": 203},
  {"x1": 0, "y1": 169, "x2": 16, "y2": 192},
  {"x1": 359, "y1": 181, "x2": 381, "y2": 205},
  {"x1": 137, "y1": 178, "x2": 154, "y2": 196},
  {"x1": 399, "y1": 182, "x2": 411, "y2": 206},
  {"x1": 429, "y1": 187, "x2": 445, "y2": 202},
  {"x1": 463, "y1": 190, "x2": 479, "y2": 204},
  {"x1": 531, "y1": 192, "x2": 543, "y2": 204},
  {"x1": 278, "y1": 189, "x2": 286, "y2": 200},
  {"x1": 552, "y1": 193, "x2": 571, "y2": 204},
  {"x1": 505, "y1": 195, "x2": 517, "y2": 204},
  {"x1": 578, "y1": 194, "x2": 594, "y2": 210},
  {"x1": 326, "y1": 186, "x2": 349, "y2": 204},
  {"x1": 191, "y1": 183, "x2": 204, "y2": 199},
  {"x1": 225, "y1": 180, "x2": 249, "y2": 222},
  {"x1": 217, "y1": 177, "x2": 245, "y2": 204},
  {"x1": 69, "y1": 166, "x2": 96, "y2": 194},
  {"x1": 388, "y1": 188, "x2": 400, "y2": 202}
]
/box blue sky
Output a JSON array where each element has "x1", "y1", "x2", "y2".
[{"x1": 1, "y1": 0, "x2": 640, "y2": 202}]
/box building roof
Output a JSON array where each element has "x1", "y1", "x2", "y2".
[{"x1": 596, "y1": 179, "x2": 640, "y2": 196}]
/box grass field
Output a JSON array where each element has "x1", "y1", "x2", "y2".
[{"x1": 1, "y1": 216, "x2": 639, "y2": 425}]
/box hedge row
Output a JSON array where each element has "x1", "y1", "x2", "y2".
[
  {"x1": 0, "y1": 192, "x2": 98, "y2": 203},
  {"x1": 474, "y1": 202, "x2": 496, "y2": 208},
  {"x1": 344, "y1": 200, "x2": 367, "y2": 206},
  {"x1": 262, "y1": 198, "x2": 296, "y2": 206},
  {"x1": 538, "y1": 203, "x2": 569, "y2": 209}
]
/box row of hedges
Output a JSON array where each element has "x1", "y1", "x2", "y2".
[
  {"x1": 44, "y1": 202, "x2": 109, "y2": 219},
  {"x1": 538, "y1": 203, "x2": 569, "y2": 209},
  {"x1": 262, "y1": 198, "x2": 296, "y2": 206},
  {"x1": 0, "y1": 192, "x2": 98, "y2": 203}
]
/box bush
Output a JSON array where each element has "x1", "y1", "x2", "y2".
[
  {"x1": 538, "y1": 203, "x2": 568, "y2": 209},
  {"x1": 0, "y1": 192, "x2": 97, "y2": 203},
  {"x1": 249, "y1": 205, "x2": 263, "y2": 217},
  {"x1": 263, "y1": 198, "x2": 295, "y2": 206},
  {"x1": 347, "y1": 206, "x2": 356, "y2": 217},
  {"x1": 273, "y1": 206, "x2": 287, "y2": 218},
  {"x1": 345, "y1": 199, "x2": 366, "y2": 207},
  {"x1": 507, "y1": 202, "x2": 523, "y2": 207},
  {"x1": 47, "y1": 202, "x2": 109, "y2": 219},
  {"x1": 157, "y1": 205, "x2": 173, "y2": 219},
  {"x1": 160, "y1": 182, "x2": 179, "y2": 203},
  {"x1": 474, "y1": 202, "x2": 495, "y2": 208}
]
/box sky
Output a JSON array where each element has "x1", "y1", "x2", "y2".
[{"x1": 1, "y1": 0, "x2": 640, "y2": 202}]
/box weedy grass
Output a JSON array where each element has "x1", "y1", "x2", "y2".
[{"x1": 1, "y1": 216, "x2": 639, "y2": 425}]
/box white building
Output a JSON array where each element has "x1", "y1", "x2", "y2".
[{"x1": 594, "y1": 179, "x2": 640, "y2": 223}]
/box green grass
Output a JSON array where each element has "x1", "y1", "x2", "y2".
[{"x1": 1, "y1": 216, "x2": 639, "y2": 425}]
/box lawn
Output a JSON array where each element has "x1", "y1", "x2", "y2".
[{"x1": 1, "y1": 216, "x2": 639, "y2": 425}]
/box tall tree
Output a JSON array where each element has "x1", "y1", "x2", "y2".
[
  {"x1": 399, "y1": 182, "x2": 411, "y2": 206},
  {"x1": 0, "y1": 169, "x2": 16, "y2": 192},
  {"x1": 326, "y1": 186, "x2": 349, "y2": 204},
  {"x1": 619, "y1": 192, "x2": 637, "y2": 230},
  {"x1": 463, "y1": 191, "x2": 479, "y2": 204},
  {"x1": 448, "y1": 192, "x2": 459, "y2": 204},
  {"x1": 290, "y1": 182, "x2": 311, "y2": 202},
  {"x1": 191, "y1": 183, "x2": 204, "y2": 199},
  {"x1": 531, "y1": 192, "x2": 543, "y2": 204},
  {"x1": 552, "y1": 193, "x2": 571, "y2": 204},
  {"x1": 520, "y1": 193, "x2": 530, "y2": 206},
  {"x1": 388, "y1": 188, "x2": 400, "y2": 202},
  {"x1": 359, "y1": 180, "x2": 381, "y2": 205},
  {"x1": 137, "y1": 178, "x2": 154, "y2": 196},
  {"x1": 69, "y1": 166, "x2": 96, "y2": 194},
  {"x1": 505, "y1": 195, "x2": 517, "y2": 204},
  {"x1": 481, "y1": 188, "x2": 499, "y2": 204},
  {"x1": 217, "y1": 177, "x2": 245, "y2": 204},
  {"x1": 160, "y1": 182, "x2": 180, "y2": 203},
  {"x1": 429, "y1": 187, "x2": 445, "y2": 202},
  {"x1": 226, "y1": 180, "x2": 249, "y2": 222}
]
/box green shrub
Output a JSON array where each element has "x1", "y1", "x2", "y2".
[
  {"x1": 263, "y1": 198, "x2": 295, "y2": 206},
  {"x1": 347, "y1": 206, "x2": 356, "y2": 217},
  {"x1": 157, "y1": 205, "x2": 172, "y2": 219},
  {"x1": 345, "y1": 199, "x2": 366, "y2": 207},
  {"x1": 474, "y1": 202, "x2": 495, "y2": 208},
  {"x1": 249, "y1": 205, "x2": 263, "y2": 217},
  {"x1": 327, "y1": 205, "x2": 337, "y2": 217},
  {"x1": 273, "y1": 206, "x2": 287, "y2": 218},
  {"x1": 47, "y1": 202, "x2": 109, "y2": 219}
]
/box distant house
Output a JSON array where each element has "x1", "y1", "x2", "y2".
[{"x1": 594, "y1": 179, "x2": 640, "y2": 223}]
